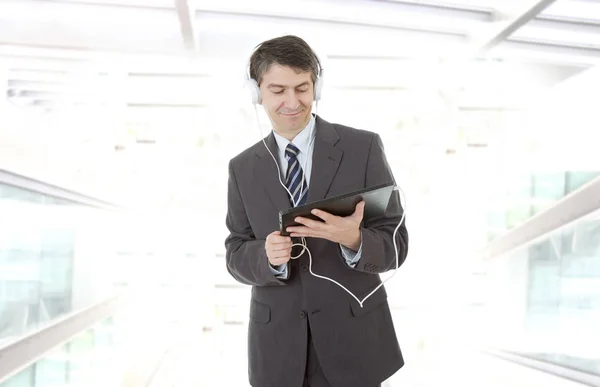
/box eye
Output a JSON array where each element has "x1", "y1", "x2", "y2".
[
  {"x1": 297, "y1": 88, "x2": 308, "y2": 93},
  {"x1": 272, "y1": 90, "x2": 284, "y2": 95}
]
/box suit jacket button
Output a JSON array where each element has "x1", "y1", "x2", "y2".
[
  {"x1": 300, "y1": 310, "x2": 307, "y2": 319},
  {"x1": 301, "y1": 264, "x2": 308, "y2": 272}
]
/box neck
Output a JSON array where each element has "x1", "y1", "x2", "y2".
[
  {"x1": 274, "y1": 114, "x2": 313, "y2": 141},
  {"x1": 274, "y1": 130, "x2": 297, "y2": 141}
]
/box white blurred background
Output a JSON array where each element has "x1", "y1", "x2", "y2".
[{"x1": 1, "y1": 0, "x2": 600, "y2": 386}]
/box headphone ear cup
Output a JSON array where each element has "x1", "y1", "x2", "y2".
[
  {"x1": 244, "y1": 78, "x2": 261, "y2": 104},
  {"x1": 314, "y1": 75, "x2": 323, "y2": 101}
]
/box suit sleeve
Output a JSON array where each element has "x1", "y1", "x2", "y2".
[
  {"x1": 224, "y1": 160, "x2": 286, "y2": 286},
  {"x1": 352, "y1": 133, "x2": 409, "y2": 274}
]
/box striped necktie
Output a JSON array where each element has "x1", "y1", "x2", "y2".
[{"x1": 285, "y1": 143, "x2": 308, "y2": 206}]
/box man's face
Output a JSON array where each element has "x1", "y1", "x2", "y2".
[{"x1": 259, "y1": 64, "x2": 314, "y2": 139}]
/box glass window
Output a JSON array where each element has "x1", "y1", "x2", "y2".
[
  {"x1": 477, "y1": 209, "x2": 600, "y2": 376},
  {"x1": 566, "y1": 171, "x2": 600, "y2": 194},
  {"x1": 0, "y1": 183, "x2": 118, "y2": 344}
]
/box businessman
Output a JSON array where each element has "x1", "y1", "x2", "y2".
[{"x1": 225, "y1": 35, "x2": 409, "y2": 387}]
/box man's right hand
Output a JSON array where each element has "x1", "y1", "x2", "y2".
[{"x1": 265, "y1": 231, "x2": 293, "y2": 266}]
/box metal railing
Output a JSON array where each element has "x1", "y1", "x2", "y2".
[
  {"x1": 480, "y1": 175, "x2": 600, "y2": 260},
  {"x1": 0, "y1": 295, "x2": 123, "y2": 384},
  {"x1": 0, "y1": 168, "x2": 121, "y2": 211},
  {"x1": 482, "y1": 347, "x2": 600, "y2": 387}
]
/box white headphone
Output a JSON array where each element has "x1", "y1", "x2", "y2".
[
  {"x1": 244, "y1": 42, "x2": 405, "y2": 309},
  {"x1": 243, "y1": 45, "x2": 324, "y2": 105}
]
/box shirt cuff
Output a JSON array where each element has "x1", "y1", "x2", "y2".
[
  {"x1": 269, "y1": 263, "x2": 289, "y2": 279},
  {"x1": 340, "y1": 242, "x2": 363, "y2": 268}
]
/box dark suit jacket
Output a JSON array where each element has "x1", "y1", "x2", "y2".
[{"x1": 225, "y1": 115, "x2": 409, "y2": 387}]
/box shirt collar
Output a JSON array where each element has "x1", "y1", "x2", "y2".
[{"x1": 273, "y1": 114, "x2": 316, "y2": 157}]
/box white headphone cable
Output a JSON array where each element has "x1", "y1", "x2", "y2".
[
  {"x1": 252, "y1": 101, "x2": 405, "y2": 308},
  {"x1": 304, "y1": 194, "x2": 405, "y2": 308}
]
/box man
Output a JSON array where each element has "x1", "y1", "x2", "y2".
[{"x1": 225, "y1": 35, "x2": 409, "y2": 387}]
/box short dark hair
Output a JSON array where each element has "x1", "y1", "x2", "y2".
[{"x1": 249, "y1": 35, "x2": 321, "y2": 86}]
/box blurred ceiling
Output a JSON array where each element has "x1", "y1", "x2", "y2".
[
  {"x1": 1, "y1": 0, "x2": 599, "y2": 113},
  {"x1": 1, "y1": 0, "x2": 599, "y2": 213}
]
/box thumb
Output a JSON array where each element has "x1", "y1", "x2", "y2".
[
  {"x1": 352, "y1": 201, "x2": 365, "y2": 220},
  {"x1": 268, "y1": 230, "x2": 281, "y2": 240}
]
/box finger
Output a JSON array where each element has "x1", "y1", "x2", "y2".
[
  {"x1": 270, "y1": 248, "x2": 292, "y2": 259},
  {"x1": 289, "y1": 231, "x2": 313, "y2": 238},
  {"x1": 286, "y1": 226, "x2": 313, "y2": 235},
  {"x1": 270, "y1": 243, "x2": 293, "y2": 252},
  {"x1": 310, "y1": 208, "x2": 339, "y2": 224},
  {"x1": 290, "y1": 231, "x2": 328, "y2": 240},
  {"x1": 268, "y1": 234, "x2": 292, "y2": 244},
  {"x1": 270, "y1": 257, "x2": 290, "y2": 266},
  {"x1": 269, "y1": 240, "x2": 292, "y2": 249},
  {"x1": 267, "y1": 230, "x2": 282, "y2": 240},
  {"x1": 288, "y1": 227, "x2": 330, "y2": 239},
  {"x1": 275, "y1": 249, "x2": 292, "y2": 258},
  {"x1": 352, "y1": 201, "x2": 365, "y2": 220},
  {"x1": 294, "y1": 216, "x2": 328, "y2": 231}
]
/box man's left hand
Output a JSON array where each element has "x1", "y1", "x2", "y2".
[{"x1": 287, "y1": 201, "x2": 364, "y2": 251}]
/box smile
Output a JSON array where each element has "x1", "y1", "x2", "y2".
[{"x1": 281, "y1": 111, "x2": 301, "y2": 117}]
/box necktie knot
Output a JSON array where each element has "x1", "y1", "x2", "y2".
[{"x1": 285, "y1": 143, "x2": 300, "y2": 158}]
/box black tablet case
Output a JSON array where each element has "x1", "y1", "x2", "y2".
[{"x1": 279, "y1": 183, "x2": 395, "y2": 236}]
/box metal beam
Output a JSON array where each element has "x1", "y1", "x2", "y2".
[
  {"x1": 7, "y1": 70, "x2": 93, "y2": 84},
  {"x1": 0, "y1": 1, "x2": 183, "y2": 54},
  {"x1": 471, "y1": 0, "x2": 559, "y2": 55},
  {"x1": 0, "y1": 296, "x2": 123, "y2": 384},
  {"x1": 0, "y1": 51, "x2": 214, "y2": 77},
  {"x1": 127, "y1": 102, "x2": 205, "y2": 108},
  {"x1": 369, "y1": 0, "x2": 494, "y2": 21},
  {"x1": 480, "y1": 176, "x2": 600, "y2": 260},
  {"x1": 23, "y1": 0, "x2": 170, "y2": 10},
  {"x1": 197, "y1": 10, "x2": 465, "y2": 42},
  {"x1": 507, "y1": 37, "x2": 600, "y2": 53},
  {"x1": 497, "y1": 39, "x2": 600, "y2": 65},
  {"x1": 0, "y1": 169, "x2": 121, "y2": 210},
  {"x1": 174, "y1": 0, "x2": 196, "y2": 51},
  {"x1": 194, "y1": 1, "x2": 477, "y2": 37},
  {"x1": 535, "y1": 15, "x2": 600, "y2": 30}
]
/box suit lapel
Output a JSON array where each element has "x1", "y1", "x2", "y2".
[
  {"x1": 254, "y1": 132, "x2": 291, "y2": 211},
  {"x1": 254, "y1": 116, "x2": 343, "y2": 211},
  {"x1": 306, "y1": 116, "x2": 343, "y2": 203}
]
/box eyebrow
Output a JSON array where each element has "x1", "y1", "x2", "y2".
[{"x1": 267, "y1": 81, "x2": 310, "y2": 89}]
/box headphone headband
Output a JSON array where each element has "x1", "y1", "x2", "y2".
[{"x1": 244, "y1": 44, "x2": 324, "y2": 105}]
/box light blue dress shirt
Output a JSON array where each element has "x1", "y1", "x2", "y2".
[{"x1": 268, "y1": 114, "x2": 363, "y2": 279}]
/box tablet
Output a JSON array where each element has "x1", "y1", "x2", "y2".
[{"x1": 279, "y1": 183, "x2": 396, "y2": 236}]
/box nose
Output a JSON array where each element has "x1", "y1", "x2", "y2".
[{"x1": 283, "y1": 89, "x2": 301, "y2": 110}]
